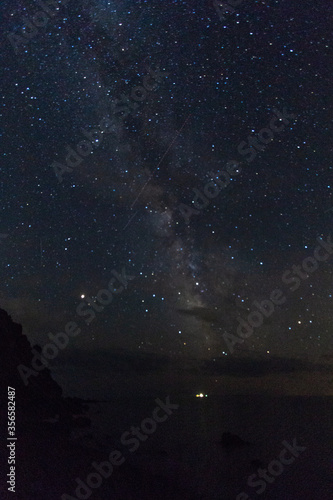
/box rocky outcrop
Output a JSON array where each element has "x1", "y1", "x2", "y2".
[{"x1": 0, "y1": 307, "x2": 86, "y2": 423}]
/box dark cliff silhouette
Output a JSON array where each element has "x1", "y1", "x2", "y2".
[
  {"x1": 0, "y1": 308, "x2": 95, "y2": 499},
  {"x1": 0, "y1": 308, "x2": 194, "y2": 499},
  {"x1": 0, "y1": 308, "x2": 85, "y2": 421}
]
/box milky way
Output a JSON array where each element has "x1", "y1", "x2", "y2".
[{"x1": 1, "y1": 0, "x2": 332, "y2": 373}]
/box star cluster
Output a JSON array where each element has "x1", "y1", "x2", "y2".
[{"x1": 1, "y1": 0, "x2": 332, "y2": 368}]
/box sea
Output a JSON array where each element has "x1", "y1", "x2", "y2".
[{"x1": 80, "y1": 395, "x2": 333, "y2": 499}]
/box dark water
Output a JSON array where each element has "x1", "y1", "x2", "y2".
[{"x1": 85, "y1": 395, "x2": 333, "y2": 499}]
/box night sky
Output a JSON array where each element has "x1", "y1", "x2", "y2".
[{"x1": 1, "y1": 0, "x2": 333, "y2": 395}]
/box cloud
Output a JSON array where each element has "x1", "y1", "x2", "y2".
[
  {"x1": 176, "y1": 306, "x2": 220, "y2": 323},
  {"x1": 201, "y1": 355, "x2": 331, "y2": 377}
]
